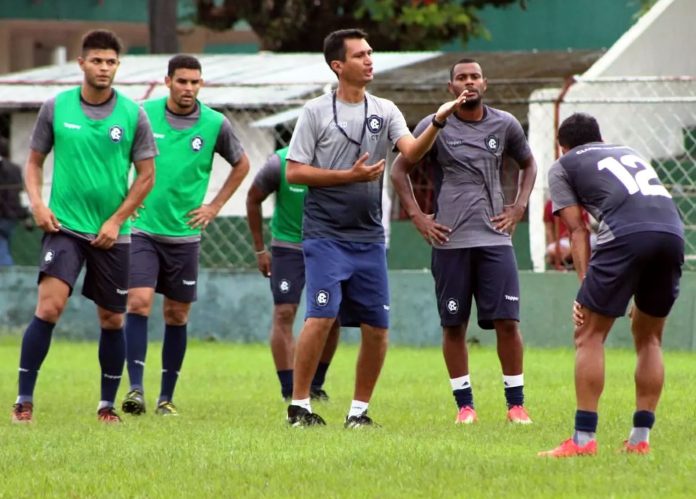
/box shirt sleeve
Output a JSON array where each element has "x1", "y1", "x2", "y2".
[
  {"x1": 252, "y1": 153, "x2": 282, "y2": 195},
  {"x1": 131, "y1": 107, "x2": 158, "y2": 162},
  {"x1": 29, "y1": 98, "x2": 56, "y2": 154},
  {"x1": 214, "y1": 117, "x2": 245, "y2": 166},
  {"x1": 505, "y1": 115, "x2": 532, "y2": 164},
  {"x1": 548, "y1": 161, "x2": 579, "y2": 213},
  {"x1": 287, "y1": 105, "x2": 317, "y2": 165},
  {"x1": 387, "y1": 101, "x2": 411, "y2": 146}
]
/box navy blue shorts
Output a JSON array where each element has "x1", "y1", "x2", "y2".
[
  {"x1": 38, "y1": 231, "x2": 130, "y2": 313},
  {"x1": 270, "y1": 246, "x2": 305, "y2": 305},
  {"x1": 577, "y1": 232, "x2": 684, "y2": 318},
  {"x1": 431, "y1": 245, "x2": 520, "y2": 329},
  {"x1": 129, "y1": 234, "x2": 200, "y2": 303},
  {"x1": 303, "y1": 238, "x2": 389, "y2": 329}
]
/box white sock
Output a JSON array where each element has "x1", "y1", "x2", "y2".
[
  {"x1": 348, "y1": 400, "x2": 369, "y2": 418},
  {"x1": 629, "y1": 427, "x2": 650, "y2": 445},
  {"x1": 503, "y1": 374, "x2": 524, "y2": 387},
  {"x1": 291, "y1": 398, "x2": 311, "y2": 412},
  {"x1": 450, "y1": 374, "x2": 471, "y2": 391},
  {"x1": 97, "y1": 401, "x2": 113, "y2": 411}
]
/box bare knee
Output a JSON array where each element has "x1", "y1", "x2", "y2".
[
  {"x1": 35, "y1": 296, "x2": 67, "y2": 323},
  {"x1": 443, "y1": 325, "x2": 466, "y2": 340},
  {"x1": 274, "y1": 304, "x2": 297, "y2": 327},
  {"x1": 494, "y1": 320, "x2": 519, "y2": 338},
  {"x1": 127, "y1": 289, "x2": 154, "y2": 316},
  {"x1": 98, "y1": 308, "x2": 124, "y2": 329},
  {"x1": 163, "y1": 300, "x2": 191, "y2": 326}
]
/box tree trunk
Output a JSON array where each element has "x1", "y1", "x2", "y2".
[{"x1": 149, "y1": 0, "x2": 179, "y2": 54}]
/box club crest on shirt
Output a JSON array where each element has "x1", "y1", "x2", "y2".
[
  {"x1": 191, "y1": 136, "x2": 204, "y2": 152},
  {"x1": 109, "y1": 125, "x2": 124, "y2": 143},
  {"x1": 366, "y1": 115, "x2": 383, "y2": 134},
  {"x1": 485, "y1": 134, "x2": 500, "y2": 153}
]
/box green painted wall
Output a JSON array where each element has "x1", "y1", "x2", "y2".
[
  {"x1": 0, "y1": 0, "x2": 149, "y2": 22},
  {"x1": 450, "y1": 0, "x2": 640, "y2": 52},
  {"x1": 2, "y1": 268, "x2": 695, "y2": 350}
]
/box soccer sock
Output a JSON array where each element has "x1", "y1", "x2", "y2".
[
  {"x1": 277, "y1": 369, "x2": 293, "y2": 398},
  {"x1": 629, "y1": 410, "x2": 655, "y2": 445},
  {"x1": 292, "y1": 398, "x2": 311, "y2": 412},
  {"x1": 311, "y1": 362, "x2": 330, "y2": 389},
  {"x1": 348, "y1": 400, "x2": 369, "y2": 418},
  {"x1": 124, "y1": 313, "x2": 148, "y2": 392},
  {"x1": 450, "y1": 375, "x2": 474, "y2": 409},
  {"x1": 573, "y1": 410, "x2": 598, "y2": 445},
  {"x1": 503, "y1": 374, "x2": 524, "y2": 407},
  {"x1": 99, "y1": 327, "x2": 125, "y2": 407},
  {"x1": 17, "y1": 316, "x2": 55, "y2": 403},
  {"x1": 159, "y1": 324, "x2": 187, "y2": 403}
]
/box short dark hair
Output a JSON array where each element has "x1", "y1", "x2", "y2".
[
  {"x1": 323, "y1": 28, "x2": 368, "y2": 68},
  {"x1": 81, "y1": 29, "x2": 122, "y2": 55},
  {"x1": 168, "y1": 54, "x2": 202, "y2": 77},
  {"x1": 557, "y1": 113, "x2": 603, "y2": 150},
  {"x1": 449, "y1": 58, "x2": 480, "y2": 81}
]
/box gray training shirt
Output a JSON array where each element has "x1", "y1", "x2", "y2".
[
  {"x1": 414, "y1": 106, "x2": 532, "y2": 249},
  {"x1": 287, "y1": 91, "x2": 410, "y2": 243}
]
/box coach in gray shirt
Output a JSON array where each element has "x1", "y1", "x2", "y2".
[
  {"x1": 285, "y1": 28, "x2": 467, "y2": 428},
  {"x1": 391, "y1": 58, "x2": 537, "y2": 426}
]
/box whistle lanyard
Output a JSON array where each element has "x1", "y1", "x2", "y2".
[{"x1": 332, "y1": 91, "x2": 368, "y2": 159}]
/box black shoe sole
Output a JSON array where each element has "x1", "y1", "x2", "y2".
[{"x1": 122, "y1": 400, "x2": 146, "y2": 415}]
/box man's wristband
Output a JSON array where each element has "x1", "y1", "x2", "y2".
[
  {"x1": 254, "y1": 248, "x2": 268, "y2": 256},
  {"x1": 431, "y1": 116, "x2": 447, "y2": 129}
]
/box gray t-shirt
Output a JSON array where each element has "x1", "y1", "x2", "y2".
[
  {"x1": 415, "y1": 106, "x2": 532, "y2": 249},
  {"x1": 252, "y1": 153, "x2": 302, "y2": 251},
  {"x1": 30, "y1": 92, "x2": 157, "y2": 162},
  {"x1": 287, "y1": 91, "x2": 410, "y2": 243},
  {"x1": 162, "y1": 103, "x2": 245, "y2": 165}
]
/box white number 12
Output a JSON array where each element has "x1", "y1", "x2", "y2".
[{"x1": 597, "y1": 154, "x2": 671, "y2": 198}]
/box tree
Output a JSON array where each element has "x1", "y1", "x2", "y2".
[
  {"x1": 150, "y1": 0, "x2": 179, "y2": 53},
  {"x1": 194, "y1": 0, "x2": 528, "y2": 52}
]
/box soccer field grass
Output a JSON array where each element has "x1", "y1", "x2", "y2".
[{"x1": 0, "y1": 339, "x2": 694, "y2": 498}]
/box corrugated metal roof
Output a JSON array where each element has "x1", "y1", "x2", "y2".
[{"x1": 0, "y1": 52, "x2": 441, "y2": 110}]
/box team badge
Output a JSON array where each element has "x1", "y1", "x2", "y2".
[
  {"x1": 191, "y1": 136, "x2": 204, "y2": 152},
  {"x1": 485, "y1": 134, "x2": 500, "y2": 153},
  {"x1": 366, "y1": 115, "x2": 383, "y2": 133},
  {"x1": 44, "y1": 250, "x2": 54, "y2": 263},
  {"x1": 446, "y1": 298, "x2": 459, "y2": 314},
  {"x1": 109, "y1": 125, "x2": 124, "y2": 143},
  {"x1": 279, "y1": 279, "x2": 291, "y2": 294},
  {"x1": 315, "y1": 290, "x2": 330, "y2": 307}
]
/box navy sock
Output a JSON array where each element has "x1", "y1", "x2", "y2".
[
  {"x1": 504, "y1": 386, "x2": 524, "y2": 407},
  {"x1": 277, "y1": 369, "x2": 293, "y2": 398},
  {"x1": 124, "y1": 313, "x2": 148, "y2": 391},
  {"x1": 311, "y1": 362, "x2": 330, "y2": 389},
  {"x1": 574, "y1": 410, "x2": 598, "y2": 433},
  {"x1": 633, "y1": 410, "x2": 655, "y2": 429},
  {"x1": 453, "y1": 388, "x2": 474, "y2": 409},
  {"x1": 99, "y1": 327, "x2": 125, "y2": 405},
  {"x1": 159, "y1": 324, "x2": 187, "y2": 403},
  {"x1": 18, "y1": 316, "x2": 56, "y2": 401}
]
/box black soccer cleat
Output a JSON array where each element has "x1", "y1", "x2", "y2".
[
  {"x1": 121, "y1": 389, "x2": 146, "y2": 415},
  {"x1": 286, "y1": 405, "x2": 326, "y2": 427},
  {"x1": 310, "y1": 386, "x2": 330, "y2": 402},
  {"x1": 344, "y1": 410, "x2": 380, "y2": 429}
]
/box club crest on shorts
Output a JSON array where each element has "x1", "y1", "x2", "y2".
[
  {"x1": 44, "y1": 250, "x2": 54, "y2": 263},
  {"x1": 279, "y1": 279, "x2": 291, "y2": 294},
  {"x1": 485, "y1": 134, "x2": 500, "y2": 153},
  {"x1": 315, "y1": 290, "x2": 330, "y2": 307},
  {"x1": 191, "y1": 136, "x2": 204, "y2": 152},
  {"x1": 446, "y1": 298, "x2": 459, "y2": 314},
  {"x1": 366, "y1": 115, "x2": 383, "y2": 134},
  {"x1": 109, "y1": 125, "x2": 124, "y2": 143}
]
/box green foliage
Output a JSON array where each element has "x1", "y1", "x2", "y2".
[
  {"x1": 193, "y1": 0, "x2": 528, "y2": 51},
  {"x1": 1, "y1": 341, "x2": 694, "y2": 496}
]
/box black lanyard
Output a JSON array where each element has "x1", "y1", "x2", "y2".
[{"x1": 332, "y1": 92, "x2": 368, "y2": 158}]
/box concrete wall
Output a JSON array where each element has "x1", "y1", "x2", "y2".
[{"x1": 2, "y1": 268, "x2": 695, "y2": 350}]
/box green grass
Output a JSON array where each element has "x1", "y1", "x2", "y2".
[{"x1": 0, "y1": 339, "x2": 694, "y2": 498}]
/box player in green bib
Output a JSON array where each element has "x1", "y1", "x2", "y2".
[
  {"x1": 121, "y1": 55, "x2": 249, "y2": 417},
  {"x1": 246, "y1": 148, "x2": 340, "y2": 402},
  {"x1": 12, "y1": 30, "x2": 157, "y2": 425}
]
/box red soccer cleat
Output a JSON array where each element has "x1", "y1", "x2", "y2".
[
  {"x1": 97, "y1": 406, "x2": 122, "y2": 424},
  {"x1": 622, "y1": 440, "x2": 650, "y2": 454},
  {"x1": 455, "y1": 406, "x2": 478, "y2": 424},
  {"x1": 507, "y1": 405, "x2": 533, "y2": 425},
  {"x1": 538, "y1": 438, "x2": 597, "y2": 458},
  {"x1": 11, "y1": 402, "x2": 33, "y2": 424}
]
